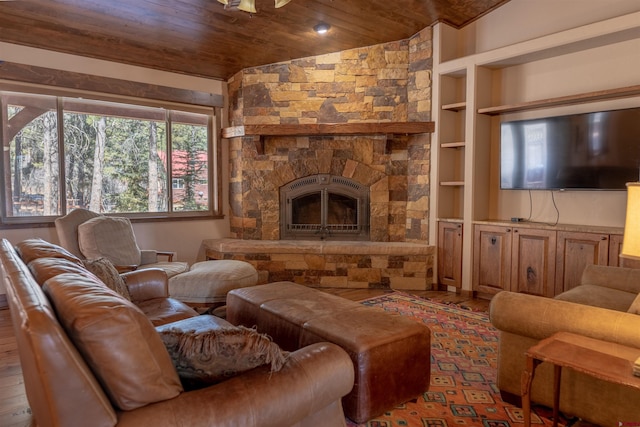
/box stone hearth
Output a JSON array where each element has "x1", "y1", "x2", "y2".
[{"x1": 204, "y1": 239, "x2": 434, "y2": 290}]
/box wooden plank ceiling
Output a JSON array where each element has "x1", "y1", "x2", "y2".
[{"x1": 0, "y1": 0, "x2": 510, "y2": 81}]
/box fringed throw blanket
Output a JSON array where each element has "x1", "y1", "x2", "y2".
[{"x1": 160, "y1": 326, "x2": 289, "y2": 389}]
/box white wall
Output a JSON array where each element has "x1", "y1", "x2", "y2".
[{"x1": 0, "y1": 43, "x2": 231, "y2": 280}]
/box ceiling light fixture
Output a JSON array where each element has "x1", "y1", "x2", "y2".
[
  {"x1": 217, "y1": 0, "x2": 293, "y2": 14},
  {"x1": 314, "y1": 23, "x2": 330, "y2": 34}
]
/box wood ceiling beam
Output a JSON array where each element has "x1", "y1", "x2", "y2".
[{"x1": 0, "y1": 62, "x2": 223, "y2": 108}]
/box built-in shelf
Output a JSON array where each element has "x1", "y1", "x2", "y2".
[
  {"x1": 222, "y1": 121, "x2": 435, "y2": 138},
  {"x1": 432, "y1": 11, "x2": 640, "y2": 294},
  {"x1": 477, "y1": 84, "x2": 640, "y2": 116},
  {"x1": 441, "y1": 141, "x2": 466, "y2": 148},
  {"x1": 438, "y1": 217, "x2": 464, "y2": 223},
  {"x1": 442, "y1": 102, "x2": 467, "y2": 112}
]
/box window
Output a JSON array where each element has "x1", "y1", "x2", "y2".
[
  {"x1": 172, "y1": 178, "x2": 185, "y2": 189},
  {"x1": 1, "y1": 90, "x2": 218, "y2": 225}
]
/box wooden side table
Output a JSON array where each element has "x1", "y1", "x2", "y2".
[{"x1": 522, "y1": 331, "x2": 640, "y2": 427}]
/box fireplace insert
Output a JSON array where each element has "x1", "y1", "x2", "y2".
[{"x1": 280, "y1": 174, "x2": 369, "y2": 240}]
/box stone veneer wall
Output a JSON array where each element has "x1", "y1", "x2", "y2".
[{"x1": 227, "y1": 27, "x2": 433, "y2": 244}]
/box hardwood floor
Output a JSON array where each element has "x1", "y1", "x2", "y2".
[
  {"x1": 0, "y1": 289, "x2": 489, "y2": 426},
  {"x1": 0, "y1": 309, "x2": 32, "y2": 427}
]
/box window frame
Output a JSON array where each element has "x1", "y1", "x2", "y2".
[{"x1": 0, "y1": 77, "x2": 223, "y2": 228}]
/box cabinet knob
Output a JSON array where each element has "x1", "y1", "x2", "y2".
[
  {"x1": 601, "y1": 236, "x2": 608, "y2": 241},
  {"x1": 491, "y1": 237, "x2": 497, "y2": 245}
]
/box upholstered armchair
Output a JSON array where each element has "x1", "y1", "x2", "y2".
[
  {"x1": 55, "y1": 208, "x2": 189, "y2": 277},
  {"x1": 55, "y1": 208, "x2": 259, "y2": 310}
]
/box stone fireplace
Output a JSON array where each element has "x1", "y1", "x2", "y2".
[
  {"x1": 206, "y1": 132, "x2": 436, "y2": 290},
  {"x1": 208, "y1": 28, "x2": 436, "y2": 290},
  {"x1": 228, "y1": 133, "x2": 430, "y2": 243}
]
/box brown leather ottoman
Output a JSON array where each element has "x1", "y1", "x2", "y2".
[{"x1": 227, "y1": 282, "x2": 431, "y2": 423}]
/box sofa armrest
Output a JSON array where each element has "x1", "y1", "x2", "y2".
[
  {"x1": 121, "y1": 268, "x2": 170, "y2": 302},
  {"x1": 156, "y1": 251, "x2": 175, "y2": 262},
  {"x1": 115, "y1": 264, "x2": 138, "y2": 274},
  {"x1": 490, "y1": 291, "x2": 640, "y2": 348},
  {"x1": 116, "y1": 342, "x2": 355, "y2": 427}
]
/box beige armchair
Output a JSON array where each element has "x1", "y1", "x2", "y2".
[
  {"x1": 55, "y1": 208, "x2": 259, "y2": 310},
  {"x1": 55, "y1": 208, "x2": 189, "y2": 277},
  {"x1": 489, "y1": 264, "x2": 640, "y2": 426}
]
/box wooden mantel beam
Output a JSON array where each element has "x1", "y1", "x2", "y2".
[{"x1": 222, "y1": 122, "x2": 435, "y2": 138}]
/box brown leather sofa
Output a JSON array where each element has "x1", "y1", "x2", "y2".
[
  {"x1": 1, "y1": 238, "x2": 355, "y2": 427},
  {"x1": 490, "y1": 264, "x2": 640, "y2": 426}
]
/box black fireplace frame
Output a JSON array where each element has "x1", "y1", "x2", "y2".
[{"x1": 280, "y1": 174, "x2": 370, "y2": 240}]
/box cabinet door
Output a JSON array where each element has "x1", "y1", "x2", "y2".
[
  {"x1": 609, "y1": 234, "x2": 623, "y2": 267},
  {"x1": 556, "y1": 231, "x2": 609, "y2": 293},
  {"x1": 473, "y1": 225, "x2": 512, "y2": 296},
  {"x1": 510, "y1": 228, "x2": 556, "y2": 297},
  {"x1": 438, "y1": 221, "x2": 463, "y2": 288}
]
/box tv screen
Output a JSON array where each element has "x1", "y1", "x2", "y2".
[{"x1": 500, "y1": 107, "x2": 640, "y2": 190}]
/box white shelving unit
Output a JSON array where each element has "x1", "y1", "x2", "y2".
[{"x1": 430, "y1": 11, "x2": 640, "y2": 293}]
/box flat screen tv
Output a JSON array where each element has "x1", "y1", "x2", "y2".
[{"x1": 500, "y1": 107, "x2": 640, "y2": 190}]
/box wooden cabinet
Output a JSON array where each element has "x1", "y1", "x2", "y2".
[
  {"x1": 555, "y1": 231, "x2": 609, "y2": 293},
  {"x1": 473, "y1": 224, "x2": 623, "y2": 298},
  {"x1": 473, "y1": 224, "x2": 513, "y2": 297},
  {"x1": 511, "y1": 228, "x2": 556, "y2": 297},
  {"x1": 473, "y1": 224, "x2": 556, "y2": 298},
  {"x1": 609, "y1": 234, "x2": 624, "y2": 267},
  {"x1": 438, "y1": 221, "x2": 463, "y2": 289}
]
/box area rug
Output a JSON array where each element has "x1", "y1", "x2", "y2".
[{"x1": 346, "y1": 292, "x2": 563, "y2": 427}]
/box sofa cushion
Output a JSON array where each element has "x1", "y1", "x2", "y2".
[
  {"x1": 43, "y1": 272, "x2": 182, "y2": 410},
  {"x1": 83, "y1": 258, "x2": 132, "y2": 301},
  {"x1": 158, "y1": 319, "x2": 289, "y2": 390},
  {"x1": 28, "y1": 257, "x2": 90, "y2": 286},
  {"x1": 581, "y1": 264, "x2": 640, "y2": 294},
  {"x1": 147, "y1": 261, "x2": 190, "y2": 278},
  {"x1": 15, "y1": 238, "x2": 83, "y2": 265},
  {"x1": 554, "y1": 284, "x2": 637, "y2": 312},
  {"x1": 78, "y1": 216, "x2": 142, "y2": 266}
]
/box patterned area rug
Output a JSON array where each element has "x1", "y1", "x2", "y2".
[{"x1": 346, "y1": 292, "x2": 561, "y2": 427}]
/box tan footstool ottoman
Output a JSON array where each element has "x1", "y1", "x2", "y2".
[
  {"x1": 227, "y1": 282, "x2": 431, "y2": 423},
  {"x1": 168, "y1": 260, "x2": 258, "y2": 307}
]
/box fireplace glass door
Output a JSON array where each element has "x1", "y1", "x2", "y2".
[{"x1": 281, "y1": 175, "x2": 369, "y2": 240}]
